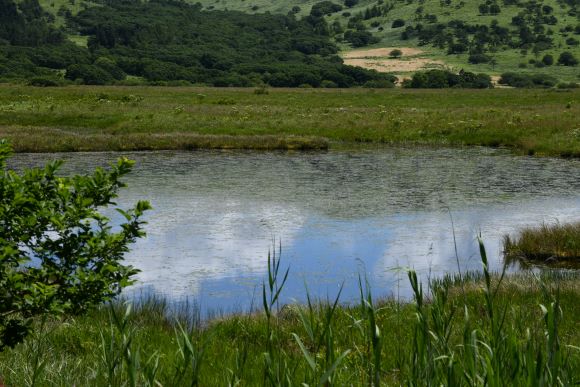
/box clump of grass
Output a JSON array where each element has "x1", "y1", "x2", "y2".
[
  {"x1": 0, "y1": 127, "x2": 329, "y2": 152},
  {"x1": 504, "y1": 222, "x2": 580, "y2": 265}
]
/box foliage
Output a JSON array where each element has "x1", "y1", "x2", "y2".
[
  {"x1": 389, "y1": 49, "x2": 402, "y2": 58},
  {"x1": 499, "y1": 72, "x2": 558, "y2": 87},
  {"x1": 404, "y1": 69, "x2": 493, "y2": 88},
  {"x1": 0, "y1": 140, "x2": 150, "y2": 350},
  {"x1": 558, "y1": 51, "x2": 579, "y2": 66},
  {"x1": 0, "y1": 0, "x2": 394, "y2": 87}
]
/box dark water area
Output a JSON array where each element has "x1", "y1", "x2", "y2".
[{"x1": 9, "y1": 147, "x2": 580, "y2": 314}]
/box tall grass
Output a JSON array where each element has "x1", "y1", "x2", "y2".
[
  {"x1": 504, "y1": 221, "x2": 580, "y2": 265},
  {"x1": 0, "y1": 85, "x2": 578, "y2": 157},
  {"x1": 1, "y1": 241, "x2": 579, "y2": 385}
]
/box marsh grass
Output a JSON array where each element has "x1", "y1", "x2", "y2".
[
  {"x1": 0, "y1": 126, "x2": 328, "y2": 152},
  {"x1": 504, "y1": 222, "x2": 580, "y2": 265},
  {"x1": 0, "y1": 85, "x2": 578, "y2": 156},
  {"x1": 1, "y1": 242, "x2": 580, "y2": 385}
]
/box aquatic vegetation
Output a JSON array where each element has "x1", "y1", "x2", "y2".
[{"x1": 504, "y1": 221, "x2": 580, "y2": 265}]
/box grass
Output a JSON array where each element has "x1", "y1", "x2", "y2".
[
  {"x1": 330, "y1": 0, "x2": 580, "y2": 81},
  {"x1": 505, "y1": 221, "x2": 580, "y2": 266},
  {"x1": 0, "y1": 85, "x2": 579, "y2": 156},
  {"x1": 1, "y1": 241, "x2": 580, "y2": 385}
]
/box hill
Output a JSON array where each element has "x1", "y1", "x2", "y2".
[
  {"x1": 1, "y1": 0, "x2": 395, "y2": 87},
  {"x1": 2, "y1": 0, "x2": 579, "y2": 85},
  {"x1": 188, "y1": 0, "x2": 580, "y2": 82}
]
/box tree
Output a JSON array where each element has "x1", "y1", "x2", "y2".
[
  {"x1": 391, "y1": 19, "x2": 405, "y2": 28},
  {"x1": 0, "y1": 141, "x2": 150, "y2": 350},
  {"x1": 389, "y1": 49, "x2": 402, "y2": 58},
  {"x1": 557, "y1": 51, "x2": 578, "y2": 66},
  {"x1": 542, "y1": 54, "x2": 554, "y2": 66}
]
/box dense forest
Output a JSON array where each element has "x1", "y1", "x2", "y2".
[
  {"x1": 1, "y1": 0, "x2": 577, "y2": 87},
  {"x1": 0, "y1": 0, "x2": 396, "y2": 87}
]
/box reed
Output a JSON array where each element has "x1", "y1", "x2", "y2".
[
  {"x1": 504, "y1": 221, "x2": 580, "y2": 265},
  {"x1": 1, "y1": 242, "x2": 580, "y2": 385}
]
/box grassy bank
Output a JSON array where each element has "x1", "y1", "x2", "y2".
[
  {"x1": 0, "y1": 85, "x2": 579, "y2": 156},
  {"x1": 1, "y1": 246, "x2": 580, "y2": 386},
  {"x1": 505, "y1": 222, "x2": 580, "y2": 266}
]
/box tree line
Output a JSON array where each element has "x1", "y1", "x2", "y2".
[{"x1": 0, "y1": 0, "x2": 396, "y2": 87}]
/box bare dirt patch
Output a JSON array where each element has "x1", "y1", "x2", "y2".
[{"x1": 342, "y1": 47, "x2": 448, "y2": 75}]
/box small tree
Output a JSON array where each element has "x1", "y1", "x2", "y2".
[
  {"x1": 389, "y1": 49, "x2": 403, "y2": 58},
  {"x1": 542, "y1": 54, "x2": 554, "y2": 66},
  {"x1": 0, "y1": 140, "x2": 150, "y2": 350},
  {"x1": 558, "y1": 51, "x2": 578, "y2": 66}
]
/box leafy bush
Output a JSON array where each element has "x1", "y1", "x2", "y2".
[
  {"x1": 344, "y1": 30, "x2": 379, "y2": 47},
  {"x1": 542, "y1": 54, "x2": 554, "y2": 66},
  {"x1": 499, "y1": 72, "x2": 558, "y2": 88},
  {"x1": 391, "y1": 19, "x2": 405, "y2": 28},
  {"x1": 65, "y1": 63, "x2": 114, "y2": 85},
  {"x1": 468, "y1": 53, "x2": 492, "y2": 64},
  {"x1": 558, "y1": 51, "x2": 578, "y2": 66},
  {"x1": 404, "y1": 69, "x2": 492, "y2": 88},
  {"x1": 389, "y1": 49, "x2": 402, "y2": 58},
  {"x1": 27, "y1": 77, "x2": 60, "y2": 87},
  {"x1": 0, "y1": 141, "x2": 150, "y2": 350}
]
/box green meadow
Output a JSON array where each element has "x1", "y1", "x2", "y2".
[{"x1": 0, "y1": 85, "x2": 578, "y2": 156}]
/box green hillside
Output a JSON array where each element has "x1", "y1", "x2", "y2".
[
  {"x1": 1, "y1": 0, "x2": 395, "y2": 87},
  {"x1": 190, "y1": 0, "x2": 580, "y2": 82},
  {"x1": 3, "y1": 0, "x2": 580, "y2": 85}
]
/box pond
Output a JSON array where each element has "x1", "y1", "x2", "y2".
[{"x1": 9, "y1": 147, "x2": 580, "y2": 314}]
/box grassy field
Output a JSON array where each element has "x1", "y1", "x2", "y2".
[
  {"x1": 1, "y1": 248, "x2": 580, "y2": 386},
  {"x1": 0, "y1": 85, "x2": 579, "y2": 156}
]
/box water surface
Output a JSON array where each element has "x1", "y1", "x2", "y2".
[{"x1": 9, "y1": 147, "x2": 580, "y2": 313}]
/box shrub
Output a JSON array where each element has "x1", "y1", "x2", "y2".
[
  {"x1": 391, "y1": 19, "x2": 405, "y2": 28},
  {"x1": 389, "y1": 49, "x2": 402, "y2": 58},
  {"x1": 65, "y1": 63, "x2": 114, "y2": 85},
  {"x1": 0, "y1": 141, "x2": 150, "y2": 350},
  {"x1": 468, "y1": 53, "x2": 491, "y2": 64},
  {"x1": 542, "y1": 54, "x2": 554, "y2": 66},
  {"x1": 344, "y1": 30, "x2": 379, "y2": 47},
  {"x1": 499, "y1": 72, "x2": 558, "y2": 88},
  {"x1": 405, "y1": 69, "x2": 492, "y2": 88},
  {"x1": 27, "y1": 77, "x2": 60, "y2": 87},
  {"x1": 558, "y1": 52, "x2": 578, "y2": 66}
]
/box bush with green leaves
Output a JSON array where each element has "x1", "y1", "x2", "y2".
[
  {"x1": 499, "y1": 72, "x2": 558, "y2": 88},
  {"x1": 558, "y1": 51, "x2": 578, "y2": 66},
  {"x1": 404, "y1": 69, "x2": 492, "y2": 89},
  {"x1": 0, "y1": 140, "x2": 150, "y2": 350}
]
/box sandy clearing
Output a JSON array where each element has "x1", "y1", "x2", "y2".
[
  {"x1": 343, "y1": 57, "x2": 447, "y2": 73},
  {"x1": 342, "y1": 47, "x2": 424, "y2": 59},
  {"x1": 342, "y1": 47, "x2": 448, "y2": 75}
]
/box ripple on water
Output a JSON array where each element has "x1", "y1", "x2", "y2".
[{"x1": 8, "y1": 147, "x2": 580, "y2": 313}]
